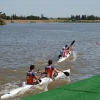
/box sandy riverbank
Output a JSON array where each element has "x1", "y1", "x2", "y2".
[
  {"x1": 5, "y1": 20, "x2": 100, "y2": 23},
  {"x1": 5, "y1": 20, "x2": 64, "y2": 23}
]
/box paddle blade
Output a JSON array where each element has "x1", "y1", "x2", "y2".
[
  {"x1": 39, "y1": 79, "x2": 42, "y2": 82},
  {"x1": 70, "y1": 40, "x2": 75, "y2": 46},
  {"x1": 63, "y1": 72, "x2": 69, "y2": 76}
]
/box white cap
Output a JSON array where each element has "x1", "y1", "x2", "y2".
[{"x1": 62, "y1": 47, "x2": 65, "y2": 50}]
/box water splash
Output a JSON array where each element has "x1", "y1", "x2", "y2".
[
  {"x1": 71, "y1": 51, "x2": 77, "y2": 62},
  {"x1": 0, "y1": 81, "x2": 20, "y2": 94}
]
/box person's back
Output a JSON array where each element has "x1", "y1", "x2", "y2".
[
  {"x1": 61, "y1": 45, "x2": 68, "y2": 57},
  {"x1": 60, "y1": 45, "x2": 68, "y2": 57},
  {"x1": 27, "y1": 65, "x2": 36, "y2": 84},
  {"x1": 27, "y1": 71, "x2": 35, "y2": 84},
  {"x1": 45, "y1": 60, "x2": 54, "y2": 78},
  {"x1": 27, "y1": 65, "x2": 42, "y2": 85},
  {"x1": 45, "y1": 60, "x2": 62, "y2": 78}
]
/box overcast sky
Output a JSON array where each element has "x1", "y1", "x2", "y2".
[{"x1": 0, "y1": 0, "x2": 100, "y2": 18}]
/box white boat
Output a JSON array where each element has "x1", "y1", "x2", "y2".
[
  {"x1": 57, "y1": 51, "x2": 71, "y2": 62},
  {"x1": 1, "y1": 69, "x2": 70, "y2": 99}
]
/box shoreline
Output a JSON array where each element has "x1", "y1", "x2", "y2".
[
  {"x1": 21, "y1": 74, "x2": 100, "y2": 100},
  {"x1": 5, "y1": 20, "x2": 100, "y2": 23},
  {"x1": 5, "y1": 20, "x2": 62, "y2": 23}
]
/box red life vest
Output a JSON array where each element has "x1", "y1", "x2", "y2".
[
  {"x1": 63, "y1": 50, "x2": 67, "y2": 57},
  {"x1": 45, "y1": 66, "x2": 53, "y2": 78},
  {"x1": 27, "y1": 72, "x2": 34, "y2": 84},
  {"x1": 63, "y1": 49, "x2": 69, "y2": 57}
]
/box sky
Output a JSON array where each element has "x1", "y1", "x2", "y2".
[{"x1": 0, "y1": 0, "x2": 100, "y2": 18}]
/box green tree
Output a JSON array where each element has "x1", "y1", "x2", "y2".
[
  {"x1": 0, "y1": 12, "x2": 6, "y2": 25},
  {"x1": 81, "y1": 15, "x2": 87, "y2": 20}
]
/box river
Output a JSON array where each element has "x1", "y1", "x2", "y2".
[{"x1": 0, "y1": 23, "x2": 100, "y2": 100}]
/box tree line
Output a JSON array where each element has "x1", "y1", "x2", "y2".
[
  {"x1": 1, "y1": 13, "x2": 49, "y2": 20},
  {"x1": 70, "y1": 15, "x2": 100, "y2": 20},
  {"x1": 58, "y1": 15, "x2": 100, "y2": 20},
  {"x1": 1, "y1": 12, "x2": 100, "y2": 20}
]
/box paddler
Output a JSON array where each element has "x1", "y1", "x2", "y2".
[
  {"x1": 63, "y1": 46, "x2": 73, "y2": 57},
  {"x1": 59, "y1": 40, "x2": 75, "y2": 58},
  {"x1": 45, "y1": 60, "x2": 62, "y2": 78},
  {"x1": 96, "y1": 42, "x2": 100, "y2": 45},
  {"x1": 27, "y1": 65, "x2": 43, "y2": 85},
  {"x1": 59, "y1": 45, "x2": 68, "y2": 58}
]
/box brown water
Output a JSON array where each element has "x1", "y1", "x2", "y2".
[{"x1": 0, "y1": 23, "x2": 100, "y2": 100}]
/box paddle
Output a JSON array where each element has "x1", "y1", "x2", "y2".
[
  {"x1": 69, "y1": 40, "x2": 75, "y2": 47},
  {"x1": 63, "y1": 72, "x2": 69, "y2": 76},
  {"x1": 57, "y1": 69, "x2": 70, "y2": 76},
  {"x1": 38, "y1": 71, "x2": 48, "y2": 82},
  {"x1": 37, "y1": 70, "x2": 48, "y2": 74},
  {"x1": 42, "y1": 72, "x2": 48, "y2": 74}
]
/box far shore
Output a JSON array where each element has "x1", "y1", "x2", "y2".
[
  {"x1": 5, "y1": 20, "x2": 63, "y2": 23},
  {"x1": 5, "y1": 20, "x2": 100, "y2": 23}
]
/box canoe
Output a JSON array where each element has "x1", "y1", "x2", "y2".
[{"x1": 1, "y1": 69, "x2": 70, "y2": 99}]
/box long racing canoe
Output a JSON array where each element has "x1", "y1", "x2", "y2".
[{"x1": 1, "y1": 69, "x2": 70, "y2": 99}]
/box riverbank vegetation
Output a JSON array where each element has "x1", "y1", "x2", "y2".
[
  {"x1": 0, "y1": 12, "x2": 6, "y2": 25},
  {"x1": 1, "y1": 12, "x2": 100, "y2": 23}
]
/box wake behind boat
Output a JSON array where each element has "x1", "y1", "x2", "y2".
[{"x1": 1, "y1": 69, "x2": 70, "y2": 99}]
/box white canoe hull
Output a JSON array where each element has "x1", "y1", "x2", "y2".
[
  {"x1": 1, "y1": 69, "x2": 70, "y2": 99},
  {"x1": 57, "y1": 51, "x2": 71, "y2": 62}
]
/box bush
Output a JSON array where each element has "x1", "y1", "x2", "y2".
[
  {"x1": 0, "y1": 18, "x2": 6, "y2": 25},
  {"x1": 11, "y1": 21, "x2": 14, "y2": 23},
  {"x1": 30, "y1": 21, "x2": 36, "y2": 23}
]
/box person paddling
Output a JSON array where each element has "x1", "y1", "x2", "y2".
[
  {"x1": 45, "y1": 60, "x2": 62, "y2": 78},
  {"x1": 27, "y1": 65, "x2": 43, "y2": 85},
  {"x1": 63, "y1": 46, "x2": 73, "y2": 57},
  {"x1": 96, "y1": 42, "x2": 100, "y2": 45},
  {"x1": 59, "y1": 45, "x2": 68, "y2": 58},
  {"x1": 63, "y1": 40, "x2": 75, "y2": 57}
]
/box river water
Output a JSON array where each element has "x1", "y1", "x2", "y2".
[{"x1": 0, "y1": 23, "x2": 100, "y2": 100}]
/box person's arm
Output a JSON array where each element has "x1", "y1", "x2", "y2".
[
  {"x1": 69, "y1": 46, "x2": 73, "y2": 50},
  {"x1": 37, "y1": 73, "x2": 43, "y2": 80},
  {"x1": 32, "y1": 72, "x2": 42, "y2": 81},
  {"x1": 66, "y1": 49, "x2": 70, "y2": 53},
  {"x1": 54, "y1": 68, "x2": 62, "y2": 73},
  {"x1": 35, "y1": 70, "x2": 42, "y2": 74}
]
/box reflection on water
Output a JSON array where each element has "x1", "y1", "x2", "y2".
[{"x1": 0, "y1": 23, "x2": 100, "y2": 99}]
